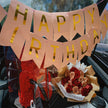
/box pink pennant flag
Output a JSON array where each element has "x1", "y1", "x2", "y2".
[
  {"x1": 51, "y1": 12, "x2": 70, "y2": 41},
  {"x1": 84, "y1": 4, "x2": 100, "y2": 34},
  {"x1": 88, "y1": 28, "x2": 100, "y2": 50},
  {"x1": 44, "y1": 39, "x2": 63, "y2": 69},
  {"x1": 77, "y1": 34, "x2": 93, "y2": 60},
  {"x1": 62, "y1": 40, "x2": 79, "y2": 67},
  {"x1": 69, "y1": 9, "x2": 84, "y2": 40},
  {"x1": 34, "y1": 10, "x2": 53, "y2": 40},
  {"x1": 100, "y1": 9, "x2": 108, "y2": 39}
]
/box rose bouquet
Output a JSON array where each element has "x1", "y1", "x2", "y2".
[{"x1": 52, "y1": 61, "x2": 100, "y2": 102}]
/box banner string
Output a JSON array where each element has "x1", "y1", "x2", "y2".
[{"x1": 97, "y1": 0, "x2": 104, "y2": 5}]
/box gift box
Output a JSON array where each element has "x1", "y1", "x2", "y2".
[
  {"x1": 18, "y1": 59, "x2": 58, "y2": 108},
  {"x1": 30, "y1": 79, "x2": 58, "y2": 108}
]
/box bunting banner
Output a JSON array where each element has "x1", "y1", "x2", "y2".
[
  {"x1": 21, "y1": 30, "x2": 95, "y2": 69},
  {"x1": 0, "y1": 0, "x2": 108, "y2": 69}
]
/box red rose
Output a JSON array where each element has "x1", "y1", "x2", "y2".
[
  {"x1": 72, "y1": 78, "x2": 77, "y2": 83},
  {"x1": 72, "y1": 83, "x2": 75, "y2": 87},
  {"x1": 72, "y1": 78, "x2": 77, "y2": 87},
  {"x1": 81, "y1": 87, "x2": 89, "y2": 96},
  {"x1": 72, "y1": 78, "x2": 82, "y2": 88},
  {"x1": 66, "y1": 84, "x2": 72, "y2": 93},
  {"x1": 85, "y1": 84, "x2": 93, "y2": 92},
  {"x1": 70, "y1": 67, "x2": 80, "y2": 79},
  {"x1": 77, "y1": 81, "x2": 82, "y2": 88},
  {"x1": 61, "y1": 79, "x2": 65, "y2": 86},
  {"x1": 73, "y1": 80, "x2": 78, "y2": 85},
  {"x1": 68, "y1": 83, "x2": 72, "y2": 87},
  {"x1": 81, "y1": 84, "x2": 93, "y2": 96},
  {"x1": 61, "y1": 76, "x2": 70, "y2": 86}
]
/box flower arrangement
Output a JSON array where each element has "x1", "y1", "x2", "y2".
[
  {"x1": 52, "y1": 61, "x2": 100, "y2": 102},
  {"x1": 61, "y1": 66, "x2": 92, "y2": 96}
]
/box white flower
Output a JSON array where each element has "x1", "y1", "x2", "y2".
[{"x1": 67, "y1": 60, "x2": 88, "y2": 73}]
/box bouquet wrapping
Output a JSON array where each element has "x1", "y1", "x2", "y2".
[{"x1": 52, "y1": 61, "x2": 100, "y2": 102}]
